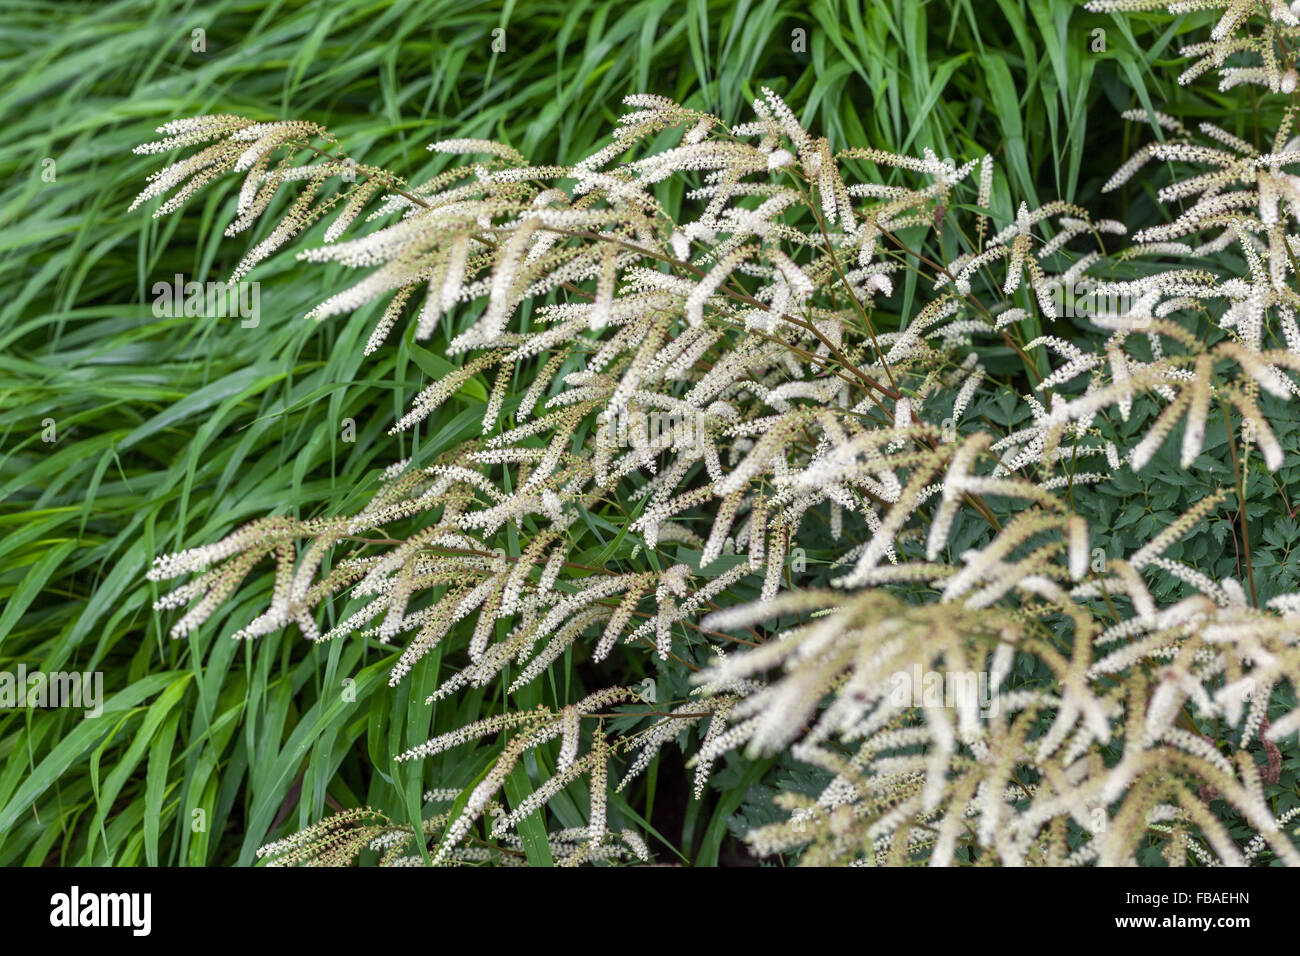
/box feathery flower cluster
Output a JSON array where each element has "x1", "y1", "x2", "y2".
[{"x1": 136, "y1": 10, "x2": 1300, "y2": 864}]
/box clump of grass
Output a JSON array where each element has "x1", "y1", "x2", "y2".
[
  {"x1": 2, "y1": 0, "x2": 1237, "y2": 867},
  {"x1": 124, "y1": 0, "x2": 1300, "y2": 867}
]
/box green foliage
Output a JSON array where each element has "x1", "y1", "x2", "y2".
[{"x1": 5, "y1": 0, "x2": 1297, "y2": 866}]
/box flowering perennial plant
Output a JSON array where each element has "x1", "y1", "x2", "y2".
[{"x1": 136, "y1": 1, "x2": 1300, "y2": 865}]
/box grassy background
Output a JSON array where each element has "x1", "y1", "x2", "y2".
[{"x1": 0, "y1": 0, "x2": 1200, "y2": 865}]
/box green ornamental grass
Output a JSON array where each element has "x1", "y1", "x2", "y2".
[{"x1": 3, "y1": 0, "x2": 1300, "y2": 868}]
